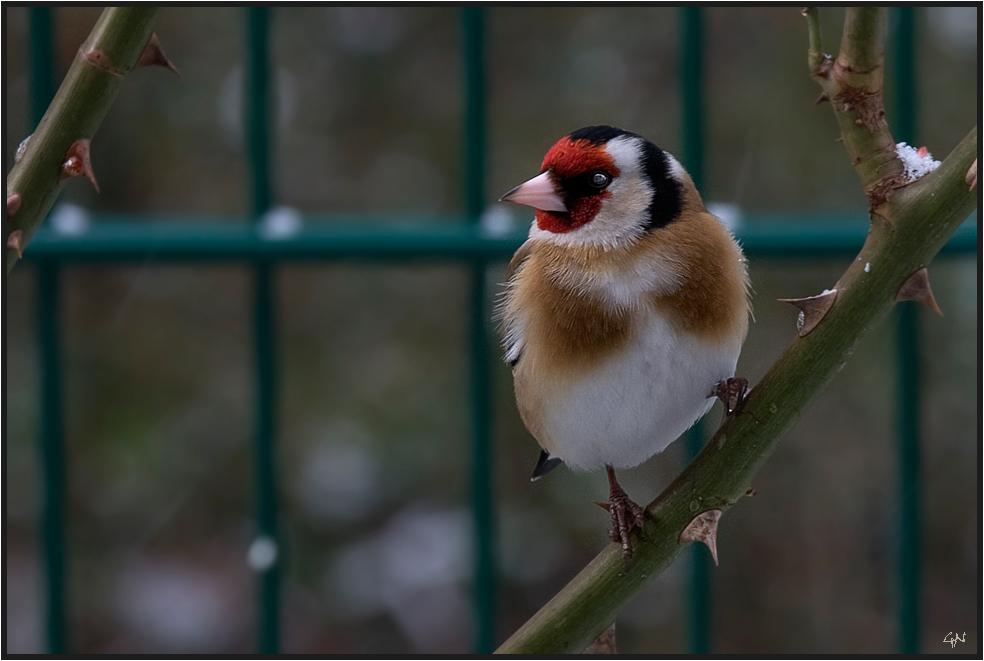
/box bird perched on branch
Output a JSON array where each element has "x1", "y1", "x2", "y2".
[{"x1": 498, "y1": 126, "x2": 750, "y2": 560}]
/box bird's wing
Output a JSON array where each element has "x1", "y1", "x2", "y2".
[
  {"x1": 502, "y1": 241, "x2": 533, "y2": 367},
  {"x1": 505, "y1": 240, "x2": 533, "y2": 285}
]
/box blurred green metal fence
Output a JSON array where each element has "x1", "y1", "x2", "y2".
[{"x1": 16, "y1": 6, "x2": 975, "y2": 655}]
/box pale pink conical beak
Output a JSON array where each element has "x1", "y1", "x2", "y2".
[{"x1": 499, "y1": 171, "x2": 567, "y2": 212}]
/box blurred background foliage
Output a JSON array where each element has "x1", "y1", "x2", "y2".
[{"x1": 4, "y1": 6, "x2": 978, "y2": 654}]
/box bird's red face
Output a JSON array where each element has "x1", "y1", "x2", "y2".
[
  {"x1": 534, "y1": 137, "x2": 621, "y2": 234},
  {"x1": 500, "y1": 136, "x2": 622, "y2": 234}
]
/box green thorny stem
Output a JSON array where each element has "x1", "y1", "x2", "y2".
[
  {"x1": 5, "y1": 7, "x2": 174, "y2": 273},
  {"x1": 496, "y1": 8, "x2": 977, "y2": 654}
]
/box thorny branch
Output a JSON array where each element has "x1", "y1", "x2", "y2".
[
  {"x1": 496, "y1": 8, "x2": 977, "y2": 654},
  {"x1": 5, "y1": 7, "x2": 176, "y2": 273}
]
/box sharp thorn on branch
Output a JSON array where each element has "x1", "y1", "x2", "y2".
[
  {"x1": 60, "y1": 139, "x2": 100, "y2": 193},
  {"x1": 966, "y1": 158, "x2": 977, "y2": 191},
  {"x1": 594, "y1": 501, "x2": 612, "y2": 512},
  {"x1": 136, "y1": 33, "x2": 180, "y2": 75},
  {"x1": 7, "y1": 194, "x2": 22, "y2": 217},
  {"x1": 896, "y1": 267, "x2": 943, "y2": 316},
  {"x1": 778, "y1": 288, "x2": 838, "y2": 336},
  {"x1": 582, "y1": 623, "x2": 617, "y2": 655},
  {"x1": 814, "y1": 92, "x2": 829, "y2": 106},
  {"x1": 6, "y1": 230, "x2": 24, "y2": 259},
  {"x1": 679, "y1": 509, "x2": 722, "y2": 566}
]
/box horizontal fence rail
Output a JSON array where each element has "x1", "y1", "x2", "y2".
[
  {"x1": 12, "y1": 5, "x2": 974, "y2": 655},
  {"x1": 20, "y1": 215, "x2": 979, "y2": 262}
]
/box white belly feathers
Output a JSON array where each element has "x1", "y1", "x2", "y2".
[{"x1": 513, "y1": 307, "x2": 739, "y2": 471}]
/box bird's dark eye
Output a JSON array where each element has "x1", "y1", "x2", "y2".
[{"x1": 589, "y1": 171, "x2": 611, "y2": 188}]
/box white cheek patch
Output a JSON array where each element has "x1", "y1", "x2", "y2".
[{"x1": 597, "y1": 174, "x2": 652, "y2": 234}]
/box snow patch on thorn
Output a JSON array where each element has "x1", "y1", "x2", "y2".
[{"x1": 896, "y1": 142, "x2": 940, "y2": 183}]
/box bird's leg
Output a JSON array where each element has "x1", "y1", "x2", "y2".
[
  {"x1": 712, "y1": 377, "x2": 748, "y2": 416},
  {"x1": 605, "y1": 464, "x2": 646, "y2": 562}
]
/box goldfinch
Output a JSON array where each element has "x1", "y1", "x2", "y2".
[{"x1": 499, "y1": 126, "x2": 750, "y2": 559}]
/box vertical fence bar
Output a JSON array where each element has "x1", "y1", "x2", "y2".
[
  {"x1": 461, "y1": 6, "x2": 496, "y2": 654},
  {"x1": 244, "y1": 7, "x2": 280, "y2": 654},
  {"x1": 28, "y1": 6, "x2": 55, "y2": 125},
  {"x1": 892, "y1": 6, "x2": 920, "y2": 654},
  {"x1": 680, "y1": 7, "x2": 705, "y2": 188},
  {"x1": 28, "y1": 6, "x2": 67, "y2": 655},
  {"x1": 37, "y1": 262, "x2": 67, "y2": 655},
  {"x1": 246, "y1": 7, "x2": 272, "y2": 217},
  {"x1": 895, "y1": 302, "x2": 920, "y2": 654},
  {"x1": 679, "y1": 6, "x2": 712, "y2": 655}
]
